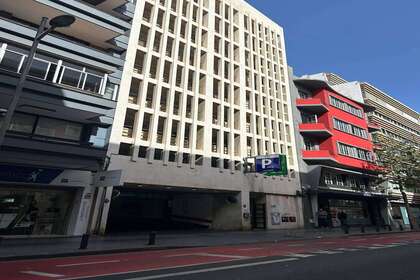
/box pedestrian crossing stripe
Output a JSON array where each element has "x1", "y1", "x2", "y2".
[
  {"x1": 335, "y1": 248, "x2": 360, "y2": 252},
  {"x1": 311, "y1": 250, "x2": 342, "y2": 254},
  {"x1": 287, "y1": 253, "x2": 315, "y2": 258}
]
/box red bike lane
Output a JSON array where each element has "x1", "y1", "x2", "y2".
[{"x1": 1, "y1": 232, "x2": 419, "y2": 280}]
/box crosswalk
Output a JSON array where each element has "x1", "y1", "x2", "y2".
[{"x1": 287, "y1": 241, "x2": 416, "y2": 260}]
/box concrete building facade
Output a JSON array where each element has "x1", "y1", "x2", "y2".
[
  {"x1": 99, "y1": 0, "x2": 303, "y2": 233},
  {"x1": 0, "y1": 0, "x2": 134, "y2": 235}
]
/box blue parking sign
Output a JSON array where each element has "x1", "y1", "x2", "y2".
[{"x1": 255, "y1": 154, "x2": 287, "y2": 176}]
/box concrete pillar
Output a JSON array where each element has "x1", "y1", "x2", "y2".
[
  {"x1": 311, "y1": 194, "x2": 319, "y2": 227},
  {"x1": 98, "y1": 186, "x2": 114, "y2": 235},
  {"x1": 240, "y1": 190, "x2": 251, "y2": 230},
  {"x1": 89, "y1": 187, "x2": 105, "y2": 233},
  {"x1": 70, "y1": 184, "x2": 95, "y2": 235}
]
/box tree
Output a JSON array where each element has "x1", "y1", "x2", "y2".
[{"x1": 373, "y1": 133, "x2": 420, "y2": 229}]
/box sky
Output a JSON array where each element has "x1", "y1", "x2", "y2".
[{"x1": 247, "y1": 0, "x2": 420, "y2": 112}]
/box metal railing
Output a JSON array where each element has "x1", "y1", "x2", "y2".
[{"x1": 0, "y1": 45, "x2": 110, "y2": 99}]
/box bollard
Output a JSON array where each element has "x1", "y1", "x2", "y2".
[
  {"x1": 79, "y1": 233, "x2": 90, "y2": 250},
  {"x1": 361, "y1": 225, "x2": 365, "y2": 233},
  {"x1": 148, "y1": 232, "x2": 156, "y2": 245}
]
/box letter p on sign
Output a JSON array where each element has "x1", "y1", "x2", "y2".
[{"x1": 261, "y1": 158, "x2": 272, "y2": 169}]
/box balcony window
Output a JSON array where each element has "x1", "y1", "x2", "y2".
[
  {"x1": 8, "y1": 113, "x2": 36, "y2": 134},
  {"x1": 35, "y1": 117, "x2": 82, "y2": 142},
  {"x1": 0, "y1": 47, "x2": 107, "y2": 97}
]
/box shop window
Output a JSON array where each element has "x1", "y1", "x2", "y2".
[{"x1": 0, "y1": 189, "x2": 75, "y2": 235}]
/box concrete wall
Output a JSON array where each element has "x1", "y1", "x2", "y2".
[{"x1": 265, "y1": 194, "x2": 304, "y2": 229}]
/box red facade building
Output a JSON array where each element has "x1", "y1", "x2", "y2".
[{"x1": 290, "y1": 72, "x2": 390, "y2": 229}]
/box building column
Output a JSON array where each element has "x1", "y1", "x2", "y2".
[
  {"x1": 310, "y1": 194, "x2": 319, "y2": 227},
  {"x1": 98, "y1": 186, "x2": 114, "y2": 235},
  {"x1": 240, "y1": 190, "x2": 251, "y2": 230}
]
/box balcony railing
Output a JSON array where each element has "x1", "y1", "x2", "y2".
[{"x1": 0, "y1": 44, "x2": 112, "y2": 100}]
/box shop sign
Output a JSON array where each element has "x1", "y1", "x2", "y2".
[
  {"x1": 255, "y1": 154, "x2": 288, "y2": 176},
  {"x1": 0, "y1": 165, "x2": 62, "y2": 184}
]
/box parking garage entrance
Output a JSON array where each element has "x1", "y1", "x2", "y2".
[{"x1": 106, "y1": 186, "x2": 241, "y2": 233}]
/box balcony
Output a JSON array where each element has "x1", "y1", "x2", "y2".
[
  {"x1": 296, "y1": 98, "x2": 329, "y2": 113},
  {"x1": 302, "y1": 150, "x2": 337, "y2": 164},
  {"x1": 299, "y1": 123, "x2": 332, "y2": 138},
  {"x1": 81, "y1": 0, "x2": 130, "y2": 14},
  {"x1": 367, "y1": 120, "x2": 380, "y2": 132},
  {"x1": 0, "y1": 0, "x2": 130, "y2": 49},
  {"x1": 0, "y1": 46, "x2": 114, "y2": 100}
]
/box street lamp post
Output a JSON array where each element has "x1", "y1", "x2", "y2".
[{"x1": 0, "y1": 15, "x2": 75, "y2": 147}]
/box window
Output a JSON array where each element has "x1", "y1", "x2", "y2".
[
  {"x1": 333, "y1": 118, "x2": 368, "y2": 139},
  {"x1": 138, "y1": 146, "x2": 148, "y2": 158},
  {"x1": 8, "y1": 113, "x2": 36, "y2": 134},
  {"x1": 329, "y1": 95, "x2": 363, "y2": 118},
  {"x1": 337, "y1": 142, "x2": 374, "y2": 162},
  {"x1": 118, "y1": 143, "x2": 132, "y2": 156},
  {"x1": 211, "y1": 157, "x2": 219, "y2": 168},
  {"x1": 154, "y1": 148, "x2": 163, "y2": 160},
  {"x1": 35, "y1": 117, "x2": 82, "y2": 141},
  {"x1": 169, "y1": 151, "x2": 177, "y2": 162}
]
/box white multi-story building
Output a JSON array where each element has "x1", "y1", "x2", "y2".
[{"x1": 95, "y1": 0, "x2": 302, "y2": 233}]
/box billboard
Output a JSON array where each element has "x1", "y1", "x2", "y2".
[{"x1": 255, "y1": 154, "x2": 288, "y2": 176}]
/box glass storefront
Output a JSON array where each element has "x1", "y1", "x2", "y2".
[
  {"x1": 328, "y1": 199, "x2": 369, "y2": 227},
  {"x1": 0, "y1": 188, "x2": 75, "y2": 235}
]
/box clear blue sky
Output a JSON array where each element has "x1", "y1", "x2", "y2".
[{"x1": 247, "y1": 0, "x2": 420, "y2": 112}]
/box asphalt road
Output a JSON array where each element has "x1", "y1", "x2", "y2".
[
  {"x1": 97, "y1": 243, "x2": 420, "y2": 280},
  {"x1": 3, "y1": 232, "x2": 420, "y2": 280}
]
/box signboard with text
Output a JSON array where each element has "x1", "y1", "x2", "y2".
[{"x1": 255, "y1": 154, "x2": 288, "y2": 176}]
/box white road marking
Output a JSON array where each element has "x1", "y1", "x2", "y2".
[
  {"x1": 366, "y1": 246, "x2": 385, "y2": 250},
  {"x1": 335, "y1": 248, "x2": 360, "y2": 252},
  {"x1": 287, "y1": 253, "x2": 315, "y2": 258},
  {"x1": 124, "y1": 258, "x2": 298, "y2": 280},
  {"x1": 312, "y1": 250, "x2": 342, "y2": 255},
  {"x1": 56, "y1": 260, "x2": 121, "y2": 267},
  {"x1": 21, "y1": 271, "x2": 64, "y2": 278},
  {"x1": 198, "y1": 253, "x2": 249, "y2": 259},
  {"x1": 319, "y1": 241, "x2": 336, "y2": 244},
  {"x1": 165, "y1": 252, "x2": 248, "y2": 259}
]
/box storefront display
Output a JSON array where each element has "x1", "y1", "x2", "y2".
[{"x1": 0, "y1": 188, "x2": 75, "y2": 235}]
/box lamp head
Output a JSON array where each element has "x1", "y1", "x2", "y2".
[{"x1": 49, "y1": 15, "x2": 75, "y2": 28}]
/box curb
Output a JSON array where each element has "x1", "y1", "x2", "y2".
[{"x1": 0, "y1": 230, "x2": 418, "y2": 262}]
